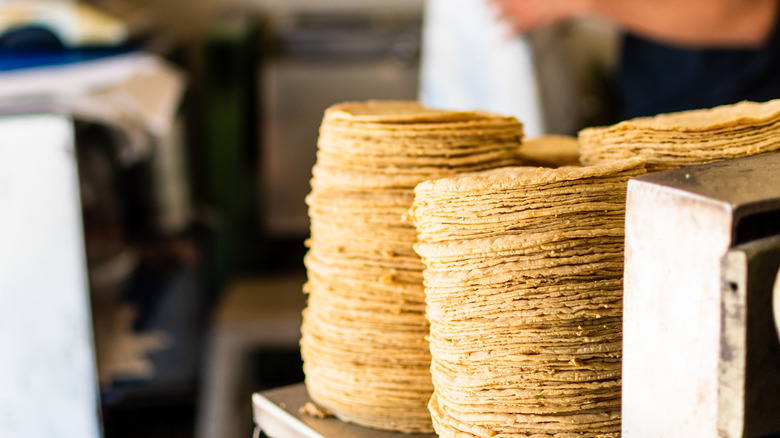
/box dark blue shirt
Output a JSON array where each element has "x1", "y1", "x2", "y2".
[{"x1": 618, "y1": 14, "x2": 780, "y2": 119}]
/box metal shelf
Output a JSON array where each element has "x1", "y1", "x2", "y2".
[{"x1": 253, "y1": 383, "x2": 437, "y2": 438}]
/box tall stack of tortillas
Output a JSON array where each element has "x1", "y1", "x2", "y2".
[
  {"x1": 301, "y1": 100, "x2": 525, "y2": 432},
  {"x1": 579, "y1": 99, "x2": 780, "y2": 171},
  {"x1": 410, "y1": 157, "x2": 646, "y2": 437}
]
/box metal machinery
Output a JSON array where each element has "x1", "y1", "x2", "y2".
[{"x1": 624, "y1": 153, "x2": 780, "y2": 437}]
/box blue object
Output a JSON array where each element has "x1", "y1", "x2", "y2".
[{"x1": 0, "y1": 25, "x2": 133, "y2": 71}]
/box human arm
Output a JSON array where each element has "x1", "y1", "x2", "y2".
[{"x1": 490, "y1": 0, "x2": 780, "y2": 48}]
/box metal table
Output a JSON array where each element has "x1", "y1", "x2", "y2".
[{"x1": 252, "y1": 383, "x2": 437, "y2": 438}]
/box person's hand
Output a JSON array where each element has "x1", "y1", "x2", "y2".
[{"x1": 488, "y1": 0, "x2": 592, "y2": 35}]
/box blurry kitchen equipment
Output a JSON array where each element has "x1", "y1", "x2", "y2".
[
  {"x1": 196, "y1": 275, "x2": 307, "y2": 438},
  {"x1": 258, "y1": 10, "x2": 421, "y2": 237}
]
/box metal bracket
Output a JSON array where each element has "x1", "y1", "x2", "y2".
[{"x1": 720, "y1": 236, "x2": 780, "y2": 437}]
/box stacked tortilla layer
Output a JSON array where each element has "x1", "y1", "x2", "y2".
[
  {"x1": 410, "y1": 157, "x2": 646, "y2": 438},
  {"x1": 579, "y1": 99, "x2": 780, "y2": 171},
  {"x1": 301, "y1": 100, "x2": 525, "y2": 433},
  {"x1": 517, "y1": 135, "x2": 581, "y2": 168}
]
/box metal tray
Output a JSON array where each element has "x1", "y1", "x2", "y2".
[{"x1": 252, "y1": 383, "x2": 437, "y2": 438}]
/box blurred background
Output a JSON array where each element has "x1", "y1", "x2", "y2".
[{"x1": 0, "y1": 1, "x2": 616, "y2": 437}]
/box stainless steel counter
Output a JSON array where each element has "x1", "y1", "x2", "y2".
[{"x1": 252, "y1": 383, "x2": 437, "y2": 438}]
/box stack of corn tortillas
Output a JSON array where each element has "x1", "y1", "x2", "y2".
[
  {"x1": 300, "y1": 100, "x2": 525, "y2": 433},
  {"x1": 409, "y1": 157, "x2": 646, "y2": 438},
  {"x1": 517, "y1": 134, "x2": 580, "y2": 167},
  {"x1": 579, "y1": 99, "x2": 780, "y2": 171}
]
